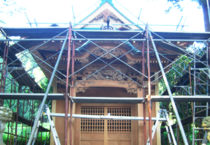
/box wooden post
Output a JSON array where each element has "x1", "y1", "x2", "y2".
[
  {"x1": 69, "y1": 87, "x2": 76, "y2": 145},
  {"x1": 155, "y1": 74, "x2": 161, "y2": 145},
  {"x1": 50, "y1": 80, "x2": 57, "y2": 145},
  {"x1": 74, "y1": 94, "x2": 80, "y2": 145},
  {"x1": 137, "y1": 88, "x2": 144, "y2": 145},
  {"x1": 104, "y1": 107, "x2": 108, "y2": 145}
]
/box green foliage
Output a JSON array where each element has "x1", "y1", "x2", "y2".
[
  {"x1": 159, "y1": 42, "x2": 208, "y2": 144},
  {"x1": 16, "y1": 49, "x2": 48, "y2": 88},
  {"x1": 0, "y1": 44, "x2": 51, "y2": 144},
  {"x1": 159, "y1": 55, "x2": 192, "y2": 95},
  {"x1": 3, "y1": 123, "x2": 50, "y2": 145}
]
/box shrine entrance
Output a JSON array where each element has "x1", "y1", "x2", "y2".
[{"x1": 76, "y1": 87, "x2": 138, "y2": 145}]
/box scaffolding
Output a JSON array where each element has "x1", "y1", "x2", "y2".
[
  {"x1": 192, "y1": 41, "x2": 209, "y2": 144},
  {"x1": 0, "y1": 24, "x2": 209, "y2": 145}
]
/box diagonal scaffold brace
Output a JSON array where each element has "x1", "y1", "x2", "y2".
[
  {"x1": 148, "y1": 29, "x2": 189, "y2": 145},
  {"x1": 27, "y1": 30, "x2": 69, "y2": 145}
]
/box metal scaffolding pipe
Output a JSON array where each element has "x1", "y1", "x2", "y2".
[
  {"x1": 27, "y1": 32, "x2": 68, "y2": 145},
  {"x1": 146, "y1": 26, "x2": 152, "y2": 145},
  {"x1": 0, "y1": 38, "x2": 208, "y2": 42},
  {"x1": 65, "y1": 25, "x2": 72, "y2": 145},
  {"x1": 164, "y1": 110, "x2": 178, "y2": 145},
  {"x1": 149, "y1": 31, "x2": 189, "y2": 145},
  {"x1": 69, "y1": 36, "x2": 76, "y2": 145},
  {"x1": 48, "y1": 113, "x2": 167, "y2": 121},
  {"x1": 207, "y1": 0, "x2": 210, "y2": 24},
  {"x1": 81, "y1": 49, "x2": 142, "y2": 87},
  {"x1": 142, "y1": 39, "x2": 147, "y2": 145},
  {"x1": 75, "y1": 31, "x2": 147, "y2": 79},
  {"x1": 68, "y1": 31, "x2": 143, "y2": 79},
  {"x1": 1, "y1": 94, "x2": 210, "y2": 102}
]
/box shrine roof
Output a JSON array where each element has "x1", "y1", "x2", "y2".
[{"x1": 2, "y1": 27, "x2": 210, "y2": 40}]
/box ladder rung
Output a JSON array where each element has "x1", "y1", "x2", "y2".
[
  {"x1": 194, "y1": 139, "x2": 203, "y2": 141},
  {"x1": 195, "y1": 105, "x2": 208, "y2": 108},
  {"x1": 191, "y1": 68, "x2": 208, "y2": 70},
  {"x1": 194, "y1": 95, "x2": 209, "y2": 96},
  {"x1": 194, "y1": 127, "x2": 208, "y2": 130},
  {"x1": 196, "y1": 83, "x2": 208, "y2": 85},
  {"x1": 195, "y1": 117, "x2": 207, "y2": 119}
]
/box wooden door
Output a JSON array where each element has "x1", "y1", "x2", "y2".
[{"x1": 80, "y1": 105, "x2": 131, "y2": 145}]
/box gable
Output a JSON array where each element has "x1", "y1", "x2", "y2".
[{"x1": 74, "y1": 2, "x2": 140, "y2": 30}]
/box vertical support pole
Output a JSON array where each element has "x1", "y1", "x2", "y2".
[
  {"x1": 15, "y1": 99, "x2": 19, "y2": 145},
  {"x1": 104, "y1": 107, "x2": 108, "y2": 145},
  {"x1": 50, "y1": 81, "x2": 57, "y2": 145},
  {"x1": 189, "y1": 66, "x2": 193, "y2": 119},
  {"x1": 146, "y1": 110, "x2": 161, "y2": 145},
  {"x1": 65, "y1": 25, "x2": 72, "y2": 145},
  {"x1": 22, "y1": 99, "x2": 26, "y2": 144},
  {"x1": 155, "y1": 74, "x2": 161, "y2": 145},
  {"x1": 164, "y1": 110, "x2": 177, "y2": 145},
  {"x1": 148, "y1": 30, "x2": 189, "y2": 145},
  {"x1": 146, "y1": 26, "x2": 152, "y2": 145},
  {"x1": 176, "y1": 124, "x2": 180, "y2": 144},
  {"x1": 206, "y1": 0, "x2": 210, "y2": 24},
  {"x1": 137, "y1": 88, "x2": 143, "y2": 145},
  {"x1": 0, "y1": 41, "x2": 9, "y2": 106},
  {"x1": 69, "y1": 35, "x2": 75, "y2": 145},
  {"x1": 165, "y1": 126, "x2": 172, "y2": 145},
  {"x1": 27, "y1": 32, "x2": 68, "y2": 145},
  {"x1": 192, "y1": 47, "x2": 196, "y2": 145},
  {"x1": 141, "y1": 40, "x2": 147, "y2": 145}
]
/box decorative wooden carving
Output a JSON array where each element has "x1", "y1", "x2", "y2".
[
  {"x1": 91, "y1": 48, "x2": 124, "y2": 59},
  {"x1": 88, "y1": 69, "x2": 124, "y2": 81},
  {"x1": 75, "y1": 68, "x2": 138, "y2": 94}
]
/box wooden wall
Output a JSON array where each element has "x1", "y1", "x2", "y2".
[{"x1": 53, "y1": 86, "x2": 159, "y2": 145}]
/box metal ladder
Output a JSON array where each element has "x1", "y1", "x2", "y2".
[
  {"x1": 146, "y1": 109, "x2": 177, "y2": 145},
  {"x1": 45, "y1": 105, "x2": 61, "y2": 145},
  {"x1": 192, "y1": 45, "x2": 209, "y2": 145},
  {"x1": 30, "y1": 105, "x2": 61, "y2": 145},
  {"x1": 146, "y1": 110, "x2": 161, "y2": 145}
]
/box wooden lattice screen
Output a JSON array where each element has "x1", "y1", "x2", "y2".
[
  {"x1": 81, "y1": 106, "x2": 104, "y2": 132},
  {"x1": 107, "y1": 107, "x2": 131, "y2": 132},
  {"x1": 81, "y1": 106, "x2": 131, "y2": 132}
]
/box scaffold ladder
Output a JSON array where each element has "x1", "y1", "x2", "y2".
[
  {"x1": 146, "y1": 110, "x2": 161, "y2": 145},
  {"x1": 45, "y1": 105, "x2": 61, "y2": 145},
  {"x1": 192, "y1": 44, "x2": 209, "y2": 145},
  {"x1": 163, "y1": 110, "x2": 178, "y2": 145},
  {"x1": 30, "y1": 106, "x2": 61, "y2": 145},
  {"x1": 146, "y1": 110, "x2": 177, "y2": 145}
]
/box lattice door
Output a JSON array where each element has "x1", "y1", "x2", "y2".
[
  {"x1": 107, "y1": 107, "x2": 131, "y2": 132},
  {"x1": 81, "y1": 106, "x2": 131, "y2": 133},
  {"x1": 81, "y1": 106, "x2": 104, "y2": 132}
]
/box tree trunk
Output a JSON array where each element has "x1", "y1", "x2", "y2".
[{"x1": 201, "y1": 1, "x2": 210, "y2": 32}]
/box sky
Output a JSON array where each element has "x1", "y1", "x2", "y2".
[{"x1": 0, "y1": 0, "x2": 205, "y2": 32}]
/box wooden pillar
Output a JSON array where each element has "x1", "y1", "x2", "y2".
[
  {"x1": 104, "y1": 107, "x2": 108, "y2": 145},
  {"x1": 69, "y1": 87, "x2": 76, "y2": 145},
  {"x1": 155, "y1": 74, "x2": 161, "y2": 145},
  {"x1": 50, "y1": 80, "x2": 57, "y2": 145},
  {"x1": 131, "y1": 100, "x2": 138, "y2": 145},
  {"x1": 137, "y1": 88, "x2": 144, "y2": 145},
  {"x1": 74, "y1": 91, "x2": 80, "y2": 145}
]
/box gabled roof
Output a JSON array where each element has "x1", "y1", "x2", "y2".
[{"x1": 73, "y1": 0, "x2": 142, "y2": 30}]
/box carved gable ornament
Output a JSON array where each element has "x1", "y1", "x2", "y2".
[{"x1": 74, "y1": 2, "x2": 139, "y2": 30}]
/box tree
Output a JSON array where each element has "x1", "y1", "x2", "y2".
[
  {"x1": 199, "y1": 0, "x2": 210, "y2": 31},
  {"x1": 0, "y1": 0, "x2": 25, "y2": 25},
  {"x1": 168, "y1": 0, "x2": 210, "y2": 31}
]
